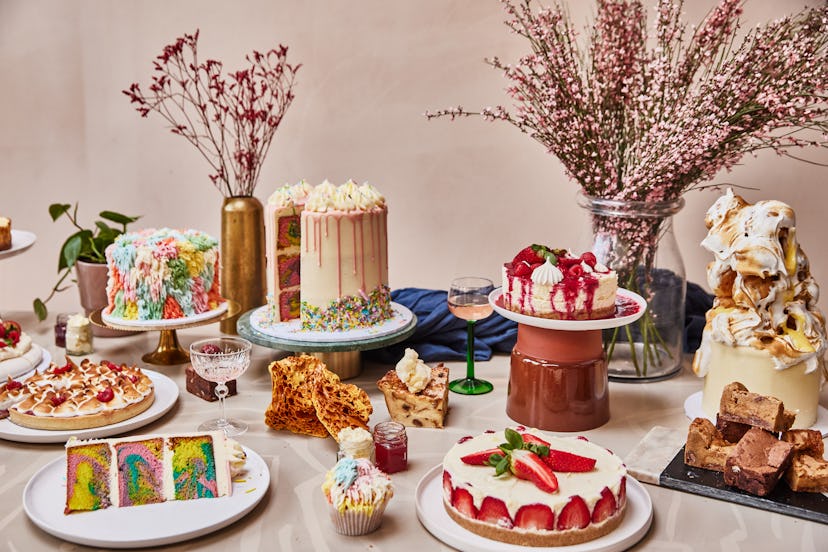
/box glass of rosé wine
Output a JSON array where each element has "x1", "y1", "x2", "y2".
[
  {"x1": 447, "y1": 277, "x2": 495, "y2": 395},
  {"x1": 189, "y1": 337, "x2": 252, "y2": 436}
]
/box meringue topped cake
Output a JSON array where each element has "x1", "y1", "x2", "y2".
[{"x1": 502, "y1": 245, "x2": 617, "y2": 320}]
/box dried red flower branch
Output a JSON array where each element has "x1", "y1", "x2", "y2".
[{"x1": 124, "y1": 30, "x2": 300, "y2": 197}]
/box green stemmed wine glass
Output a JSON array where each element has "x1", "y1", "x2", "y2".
[{"x1": 448, "y1": 276, "x2": 495, "y2": 395}]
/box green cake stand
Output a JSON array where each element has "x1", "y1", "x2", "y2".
[{"x1": 236, "y1": 303, "x2": 417, "y2": 379}]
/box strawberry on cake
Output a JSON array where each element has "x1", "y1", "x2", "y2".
[
  {"x1": 502, "y1": 245, "x2": 617, "y2": 320},
  {"x1": 442, "y1": 428, "x2": 626, "y2": 547}
]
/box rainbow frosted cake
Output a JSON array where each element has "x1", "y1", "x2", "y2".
[
  {"x1": 103, "y1": 228, "x2": 223, "y2": 321},
  {"x1": 65, "y1": 431, "x2": 246, "y2": 513},
  {"x1": 300, "y1": 180, "x2": 392, "y2": 331},
  {"x1": 264, "y1": 181, "x2": 312, "y2": 322}
]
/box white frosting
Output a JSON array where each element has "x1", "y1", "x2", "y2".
[
  {"x1": 395, "y1": 348, "x2": 431, "y2": 393},
  {"x1": 694, "y1": 189, "x2": 826, "y2": 375},
  {"x1": 0, "y1": 331, "x2": 32, "y2": 362},
  {"x1": 443, "y1": 429, "x2": 626, "y2": 519},
  {"x1": 305, "y1": 180, "x2": 385, "y2": 213},
  {"x1": 531, "y1": 259, "x2": 564, "y2": 286},
  {"x1": 267, "y1": 180, "x2": 312, "y2": 208},
  {"x1": 336, "y1": 426, "x2": 374, "y2": 459}
]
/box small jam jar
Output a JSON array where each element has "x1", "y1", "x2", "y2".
[
  {"x1": 54, "y1": 313, "x2": 70, "y2": 348},
  {"x1": 373, "y1": 421, "x2": 407, "y2": 473}
]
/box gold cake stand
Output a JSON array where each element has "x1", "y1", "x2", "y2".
[{"x1": 90, "y1": 301, "x2": 240, "y2": 365}]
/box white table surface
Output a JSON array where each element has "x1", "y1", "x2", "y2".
[{"x1": 1, "y1": 310, "x2": 826, "y2": 552}]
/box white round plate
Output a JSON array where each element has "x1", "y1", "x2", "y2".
[
  {"x1": 249, "y1": 301, "x2": 414, "y2": 343},
  {"x1": 490, "y1": 288, "x2": 647, "y2": 331},
  {"x1": 684, "y1": 390, "x2": 828, "y2": 437},
  {"x1": 0, "y1": 344, "x2": 50, "y2": 380},
  {"x1": 416, "y1": 465, "x2": 652, "y2": 552},
  {"x1": 102, "y1": 301, "x2": 228, "y2": 329},
  {"x1": 0, "y1": 369, "x2": 178, "y2": 443},
  {"x1": 0, "y1": 229, "x2": 36, "y2": 259},
  {"x1": 23, "y1": 445, "x2": 269, "y2": 548}
]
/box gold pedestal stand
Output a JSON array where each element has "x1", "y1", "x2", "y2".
[{"x1": 90, "y1": 302, "x2": 240, "y2": 366}]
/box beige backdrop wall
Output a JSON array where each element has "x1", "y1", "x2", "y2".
[{"x1": 1, "y1": 0, "x2": 826, "y2": 321}]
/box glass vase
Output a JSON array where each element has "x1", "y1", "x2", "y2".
[{"x1": 578, "y1": 193, "x2": 686, "y2": 382}]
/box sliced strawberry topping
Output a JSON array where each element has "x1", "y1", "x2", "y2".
[
  {"x1": 557, "y1": 496, "x2": 590, "y2": 530},
  {"x1": 514, "y1": 503, "x2": 555, "y2": 530},
  {"x1": 457, "y1": 435, "x2": 473, "y2": 444},
  {"x1": 591, "y1": 487, "x2": 618, "y2": 523},
  {"x1": 520, "y1": 433, "x2": 551, "y2": 447},
  {"x1": 509, "y1": 449, "x2": 559, "y2": 493},
  {"x1": 477, "y1": 496, "x2": 513, "y2": 528},
  {"x1": 442, "y1": 471, "x2": 453, "y2": 498},
  {"x1": 103, "y1": 360, "x2": 123, "y2": 372},
  {"x1": 451, "y1": 487, "x2": 478, "y2": 518},
  {"x1": 460, "y1": 448, "x2": 501, "y2": 466},
  {"x1": 96, "y1": 387, "x2": 114, "y2": 403},
  {"x1": 5, "y1": 378, "x2": 22, "y2": 391},
  {"x1": 543, "y1": 449, "x2": 596, "y2": 472}
]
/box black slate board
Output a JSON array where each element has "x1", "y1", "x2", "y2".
[{"x1": 660, "y1": 446, "x2": 828, "y2": 524}]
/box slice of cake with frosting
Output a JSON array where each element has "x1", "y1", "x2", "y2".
[
  {"x1": 264, "y1": 181, "x2": 312, "y2": 322},
  {"x1": 377, "y1": 348, "x2": 449, "y2": 428},
  {"x1": 502, "y1": 245, "x2": 617, "y2": 320},
  {"x1": 65, "y1": 431, "x2": 246, "y2": 513},
  {"x1": 0, "y1": 216, "x2": 10, "y2": 251},
  {"x1": 104, "y1": 228, "x2": 223, "y2": 321},
  {"x1": 300, "y1": 180, "x2": 392, "y2": 330},
  {"x1": 443, "y1": 427, "x2": 626, "y2": 546}
]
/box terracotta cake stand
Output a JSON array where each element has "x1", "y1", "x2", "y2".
[
  {"x1": 490, "y1": 288, "x2": 646, "y2": 432},
  {"x1": 90, "y1": 301, "x2": 240, "y2": 365},
  {"x1": 236, "y1": 303, "x2": 417, "y2": 380}
]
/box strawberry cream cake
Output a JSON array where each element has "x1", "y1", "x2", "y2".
[
  {"x1": 442, "y1": 428, "x2": 627, "y2": 547},
  {"x1": 502, "y1": 245, "x2": 617, "y2": 320}
]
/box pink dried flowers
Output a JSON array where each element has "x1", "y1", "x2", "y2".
[
  {"x1": 427, "y1": 0, "x2": 828, "y2": 202},
  {"x1": 124, "y1": 30, "x2": 300, "y2": 197}
]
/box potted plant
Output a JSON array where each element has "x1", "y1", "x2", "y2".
[{"x1": 34, "y1": 203, "x2": 141, "y2": 336}]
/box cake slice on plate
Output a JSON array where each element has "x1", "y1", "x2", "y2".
[{"x1": 377, "y1": 349, "x2": 448, "y2": 428}]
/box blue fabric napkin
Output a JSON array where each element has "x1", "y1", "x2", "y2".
[
  {"x1": 366, "y1": 285, "x2": 713, "y2": 363},
  {"x1": 365, "y1": 288, "x2": 517, "y2": 363}
]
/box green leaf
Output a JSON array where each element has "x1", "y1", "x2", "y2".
[
  {"x1": 99, "y1": 211, "x2": 141, "y2": 225},
  {"x1": 48, "y1": 203, "x2": 71, "y2": 221},
  {"x1": 495, "y1": 456, "x2": 510, "y2": 476},
  {"x1": 505, "y1": 428, "x2": 524, "y2": 450},
  {"x1": 486, "y1": 453, "x2": 504, "y2": 467},
  {"x1": 59, "y1": 233, "x2": 85, "y2": 270},
  {"x1": 529, "y1": 444, "x2": 549, "y2": 456},
  {"x1": 33, "y1": 298, "x2": 47, "y2": 321}
]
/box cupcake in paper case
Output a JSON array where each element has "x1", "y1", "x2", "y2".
[{"x1": 321, "y1": 457, "x2": 393, "y2": 536}]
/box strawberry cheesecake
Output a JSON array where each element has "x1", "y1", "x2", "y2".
[
  {"x1": 442, "y1": 428, "x2": 627, "y2": 546},
  {"x1": 502, "y1": 245, "x2": 617, "y2": 320}
]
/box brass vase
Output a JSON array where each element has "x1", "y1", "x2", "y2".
[{"x1": 220, "y1": 196, "x2": 267, "y2": 334}]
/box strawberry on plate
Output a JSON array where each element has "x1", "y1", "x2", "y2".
[
  {"x1": 514, "y1": 503, "x2": 555, "y2": 530},
  {"x1": 478, "y1": 496, "x2": 513, "y2": 528},
  {"x1": 451, "y1": 487, "x2": 478, "y2": 518},
  {"x1": 510, "y1": 449, "x2": 559, "y2": 494},
  {"x1": 543, "y1": 449, "x2": 596, "y2": 472},
  {"x1": 591, "y1": 487, "x2": 618, "y2": 523},
  {"x1": 557, "y1": 496, "x2": 590, "y2": 530}
]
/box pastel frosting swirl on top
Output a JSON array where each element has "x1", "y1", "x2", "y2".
[
  {"x1": 268, "y1": 180, "x2": 313, "y2": 208},
  {"x1": 322, "y1": 457, "x2": 393, "y2": 514},
  {"x1": 305, "y1": 180, "x2": 385, "y2": 213}
]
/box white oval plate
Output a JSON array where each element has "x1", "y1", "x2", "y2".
[
  {"x1": 0, "y1": 369, "x2": 178, "y2": 443},
  {"x1": 23, "y1": 446, "x2": 269, "y2": 548},
  {"x1": 416, "y1": 465, "x2": 653, "y2": 552},
  {"x1": 0, "y1": 229, "x2": 36, "y2": 259},
  {"x1": 102, "y1": 301, "x2": 228, "y2": 329},
  {"x1": 249, "y1": 301, "x2": 414, "y2": 343},
  {"x1": 490, "y1": 288, "x2": 647, "y2": 331}
]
